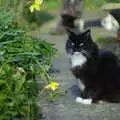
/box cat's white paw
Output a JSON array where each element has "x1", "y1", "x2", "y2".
[
  {"x1": 98, "y1": 100, "x2": 104, "y2": 104},
  {"x1": 75, "y1": 97, "x2": 92, "y2": 105}
]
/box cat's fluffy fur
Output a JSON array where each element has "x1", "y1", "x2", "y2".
[{"x1": 66, "y1": 29, "x2": 120, "y2": 104}]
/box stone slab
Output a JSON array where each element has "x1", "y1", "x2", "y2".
[{"x1": 102, "y1": 3, "x2": 120, "y2": 11}]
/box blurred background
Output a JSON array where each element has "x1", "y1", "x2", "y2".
[{"x1": 1, "y1": 0, "x2": 120, "y2": 31}]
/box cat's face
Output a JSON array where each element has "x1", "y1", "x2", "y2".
[
  {"x1": 66, "y1": 30, "x2": 94, "y2": 56},
  {"x1": 66, "y1": 29, "x2": 98, "y2": 68}
]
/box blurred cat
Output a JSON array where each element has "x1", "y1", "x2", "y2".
[
  {"x1": 75, "y1": 14, "x2": 119, "y2": 32},
  {"x1": 66, "y1": 29, "x2": 120, "y2": 104}
]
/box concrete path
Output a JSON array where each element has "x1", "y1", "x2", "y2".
[{"x1": 35, "y1": 9, "x2": 120, "y2": 120}]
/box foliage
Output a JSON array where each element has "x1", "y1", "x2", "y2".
[
  {"x1": 43, "y1": 0, "x2": 61, "y2": 10},
  {"x1": 0, "y1": 8, "x2": 56, "y2": 120},
  {"x1": 22, "y1": 0, "x2": 56, "y2": 27},
  {"x1": 0, "y1": 0, "x2": 56, "y2": 30}
]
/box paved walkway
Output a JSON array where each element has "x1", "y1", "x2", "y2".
[{"x1": 35, "y1": 9, "x2": 120, "y2": 120}]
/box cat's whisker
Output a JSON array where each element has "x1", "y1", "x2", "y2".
[{"x1": 81, "y1": 50, "x2": 89, "y2": 58}]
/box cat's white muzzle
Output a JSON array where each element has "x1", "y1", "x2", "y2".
[{"x1": 70, "y1": 52, "x2": 87, "y2": 68}]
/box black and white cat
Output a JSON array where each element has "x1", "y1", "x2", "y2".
[{"x1": 66, "y1": 29, "x2": 120, "y2": 104}]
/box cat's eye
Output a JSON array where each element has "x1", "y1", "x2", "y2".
[
  {"x1": 71, "y1": 43, "x2": 75, "y2": 46},
  {"x1": 79, "y1": 43, "x2": 84, "y2": 47}
]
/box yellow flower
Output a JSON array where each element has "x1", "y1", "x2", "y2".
[
  {"x1": 45, "y1": 81, "x2": 59, "y2": 91},
  {"x1": 30, "y1": 0, "x2": 43, "y2": 12}
]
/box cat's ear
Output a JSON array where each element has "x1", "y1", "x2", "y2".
[
  {"x1": 82, "y1": 29, "x2": 91, "y2": 37},
  {"x1": 66, "y1": 28, "x2": 76, "y2": 37}
]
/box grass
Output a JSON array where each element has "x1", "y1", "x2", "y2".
[
  {"x1": 85, "y1": 0, "x2": 106, "y2": 8},
  {"x1": 85, "y1": 0, "x2": 120, "y2": 8},
  {"x1": 96, "y1": 36, "x2": 115, "y2": 43},
  {"x1": 43, "y1": 0, "x2": 61, "y2": 11},
  {"x1": 0, "y1": 0, "x2": 58, "y2": 31}
]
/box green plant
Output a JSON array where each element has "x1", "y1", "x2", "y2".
[
  {"x1": 85, "y1": 0, "x2": 106, "y2": 8},
  {"x1": 0, "y1": 8, "x2": 56, "y2": 119},
  {"x1": 0, "y1": 0, "x2": 57, "y2": 31},
  {"x1": 43, "y1": 0, "x2": 61, "y2": 10}
]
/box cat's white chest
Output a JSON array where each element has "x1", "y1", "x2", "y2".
[{"x1": 70, "y1": 52, "x2": 87, "y2": 67}]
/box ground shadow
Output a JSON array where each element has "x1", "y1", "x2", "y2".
[
  {"x1": 70, "y1": 84, "x2": 120, "y2": 103},
  {"x1": 23, "y1": 10, "x2": 55, "y2": 25},
  {"x1": 35, "y1": 11, "x2": 55, "y2": 25}
]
